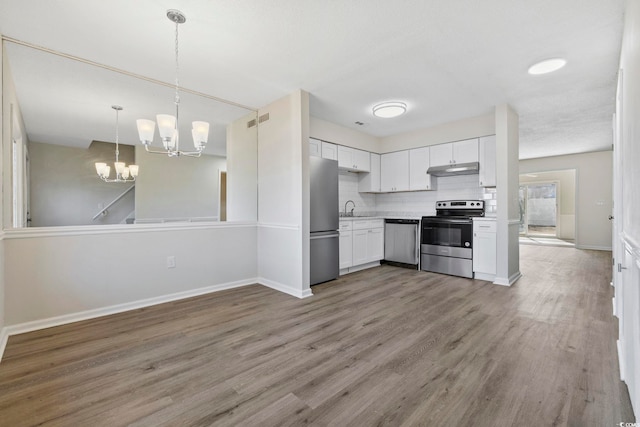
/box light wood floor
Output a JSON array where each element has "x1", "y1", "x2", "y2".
[{"x1": 0, "y1": 245, "x2": 635, "y2": 426}]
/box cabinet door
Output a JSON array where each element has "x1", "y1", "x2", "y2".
[
  {"x1": 409, "y1": 147, "x2": 433, "y2": 190},
  {"x1": 381, "y1": 151, "x2": 409, "y2": 192},
  {"x1": 309, "y1": 138, "x2": 321, "y2": 157},
  {"x1": 359, "y1": 153, "x2": 380, "y2": 192},
  {"x1": 321, "y1": 142, "x2": 338, "y2": 160},
  {"x1": 479, "y1": 135, "x2": 496, "y2": 187},
  {"x1": 353, "y1": 149, "x2": 371, "y2": 172},
  {"x1": 367, "y1": 228, "x2": 385, "y2": 262},
  {"x1": 339, "y1": 230, "x2": 353, "y2": 269},
  {"x1": 473, "y1": 232, "x2": 496, "y2": 274},
  {"x1": 453, "y1": 138, "x2": 479, "y2": 164},
  {"x1": 429, "y1": 143, "x2": 453, "y2": 166},
  {"x1": 337, "y1": 146, "x2": 354, "y2": 170},
  {"x1": 352, "y1": 229, "x2": 369, "y2": 266}
]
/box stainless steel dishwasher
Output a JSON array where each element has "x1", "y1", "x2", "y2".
[{"x1": 384, "y1": 219, "x2": 420, "y2": 269}]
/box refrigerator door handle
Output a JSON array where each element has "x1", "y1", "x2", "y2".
[{"x1": 310, "y1": 232, "x2": 339, "y2": 240}]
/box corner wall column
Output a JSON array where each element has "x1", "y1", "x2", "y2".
[{"x1": 494, "y1": 104, "x2": 521, "y2": 286}]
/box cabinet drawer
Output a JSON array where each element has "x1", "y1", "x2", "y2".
[
  {"x1": 473, "y1": 220, "x2": 497, "y2": 233},
  {"x1": 339, "y1": 221, "x2": 353, "y2": 231},
  {"x1": 353, "y1": 219, "x2": 384, "y2": 230}
]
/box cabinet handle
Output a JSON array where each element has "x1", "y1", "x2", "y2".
[{"x1": 480, "y1": 181, "x2": 483, "y2": 185}]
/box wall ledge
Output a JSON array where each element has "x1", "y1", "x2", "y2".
[{"x1": 2, "y1": 221, "x2": 258, "y2": 239}]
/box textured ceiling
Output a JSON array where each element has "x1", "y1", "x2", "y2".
[{"x1": 0, "y1": 0, "x2": 625, "y2": 159}]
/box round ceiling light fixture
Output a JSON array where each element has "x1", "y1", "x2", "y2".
[
  {"x1": 372, "y1": 102, "x2": 407, "y2": 118},
  {"x1": 528, "y1": 58, "x2": 567, "y2": 75}
]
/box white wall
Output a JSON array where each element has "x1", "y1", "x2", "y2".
[
  {"x1": 310, "y1": 116, "x2": 380, "y2": 152},
  {"x1": 614, "y1": 0, "x2": 640, "y2": 415},
  {"x1": 134, "y1": 147, "x2": 225, "y2": 221},
  {"x1": 227, "y1": 111, "x2": 258, "y2": 222},
  {"x1": 379, "y1": 113, "x2": 495, "y2": 153},
  {"x1": 3, "y1": 224, "x2": 258, "y2": 326},
  {"x1": 520, "y1": 151, "x2": 612, "y2": 250},
  {"x1": 0, "y1": 38, "x2": 5, "y2": 342},
  {"x1": 257, "y1": 90, "x2": 311, "y2": 298},
  {"x1": 495, "y1": 104, "x2": 520, "y2": 286}
]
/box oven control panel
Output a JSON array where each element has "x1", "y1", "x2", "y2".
[{"x1": 435, "y1": 200, "x2": 484, "y2": 209}]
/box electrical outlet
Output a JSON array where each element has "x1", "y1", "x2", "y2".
[{"x1": 167, "y1": 256, "x2": 176, "y2": 269}]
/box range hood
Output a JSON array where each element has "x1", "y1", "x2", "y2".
[{"x1": 427, "y1": 162, "x2": 479, "y2": 177}]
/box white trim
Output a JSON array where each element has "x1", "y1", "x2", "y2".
[
  {"x1": 0, "y1": 328, "x2": 8, "y2": 363},
  {"x1": 618, "y1": 339, "x2": 625, "y2": 381},
  {"x1": 258, "y1": 223, "x2": 300, "y2": 230},
  {"x1": 474, "y1": 272, "x2": 496, "y2": 282},
  {"x1": 493, "y1": 271, "x2": 522, "y2": 287},
  {"x1": 2, "y1": 221, "x2": 258, "y2": 239},
  {"x1": 575, "y1": 244, "x2": 612, "y2": 251},
  {"x1": 508, "y1": 219, "x2": 521, "y2": 225},
  {"x1": 258, "y1": 277, "x2": 313, "y2": 299},
  {"x1": 2, "y1": 278, "x2": 257, "y2": 340}
]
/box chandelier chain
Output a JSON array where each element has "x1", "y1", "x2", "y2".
[{"x1": 114, "y1": 107, "x2": 120, "y2": 163}]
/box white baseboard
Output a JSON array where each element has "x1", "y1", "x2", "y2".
[
  {"x1": 258, "y1": 277, "x2": 313, "y2": 299},
  {"x1": 0, "y1": 327, "x2": 8, "y2": 363},
  {"x1": 474, "y1": 272, "x2": 496, "y2": 282},
  {"x1": 0, "y1": 276, "x2": 318, "y2": 363},
  {"x1": 575, "y1": 244, "x2": 612, "y2": 251},
  {"x1": 493, "y1": 271, "x2": 522, "y2": 287},
  {"x1": 0, "y1": 278, "x2": 258, "y2": 358},
  {"x1": 617, "y1": 339, "x2": 625, "y2": 381}
]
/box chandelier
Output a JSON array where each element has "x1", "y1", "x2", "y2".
[
  {"x1": 136, "y1": 9, "x2": 210, "y2": 157},
  {"x1": 95, "y1": 105, "x2": 139, "y2": 182}
]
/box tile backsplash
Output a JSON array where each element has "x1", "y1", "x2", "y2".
[
  {"x1": 338, "y1": 170, "x2": 376, "y2": 216},
  {"x1": 338, "y1": 173, "x2": 485, "y2": 217}
]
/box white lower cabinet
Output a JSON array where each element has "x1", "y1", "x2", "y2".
[
  {"x1": 339, "y1": 230, "x2": 353, "y2": 269},
  {"x1": 472, "y1": 218, "x2": 496, "y2": 281},
  {"x1": 340, "y1": 219, "x2": 384, "y2": 274}
]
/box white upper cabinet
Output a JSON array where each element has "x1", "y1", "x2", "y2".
[
  {"x1": 309, "y1": 138, "x2": 321, "y2": 157},
  {"x1": 321, "y1": 141, "x2": 338, "y2": 160},
  {"x1": 381, "y1": 151, "x2": 410, "y2": 192},
  {"x1": 359, "y1": 153, "x2": 381, "y2": 193},
  {"x1": 409, "y1": 147, "x2": 434, "y2": 191},
  {"x1": 429, "y1": 138, "x2": 479, "y2": 167},
  {"x1": 338, "y1": 146, "x2": 370, "y2": 172},
  {"x1": 478, "y1": 135, "x2": 496, "y2": 187},
  {"x1": 453, "y1": 138, "x2": 479, "y2": 164}
]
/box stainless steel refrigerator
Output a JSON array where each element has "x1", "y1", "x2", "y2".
[{"x1": 310, "y1": 156, "x2": 339, "y2": 285}]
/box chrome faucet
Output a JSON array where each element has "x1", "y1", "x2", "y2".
[{"x1": 344, "y1": 200, "x2": 355, "y2": 217}]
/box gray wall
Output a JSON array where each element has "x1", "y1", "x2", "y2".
[
  {"x1": 520, "y1": 151, "x2": 611, "y2": 249},
  {"x1": 134, "y1": 146, "x2": 226, "y2": 221},
  {"x1": 29, "y1": 141, "x2": 135, "y2": 227}
]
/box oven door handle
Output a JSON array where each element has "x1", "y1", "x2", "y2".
[{"x1": 422, "y1": 218, "x2": 472, "y2": 225}]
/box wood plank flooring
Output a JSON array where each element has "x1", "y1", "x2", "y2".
[{"x1": 0, "y1": 245, "x2": 635, "y2": 426}]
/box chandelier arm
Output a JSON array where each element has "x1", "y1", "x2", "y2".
[{"x1": 144, "y1": 145, "x2": 174, "y2": 155}]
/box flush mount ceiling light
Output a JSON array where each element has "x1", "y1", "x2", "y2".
[
  {"x1": 95, "y1": 105, "x2": 139, "y2": 182},
  {"x1": 528, "y1": 58, "x2": 567, "y2": 75},
  {"x1": 372, "y1": 102, "x2": 407, "y2": 118},
  {"x1": 136, "y1": 9, "x2": 210, "y2": 157}
]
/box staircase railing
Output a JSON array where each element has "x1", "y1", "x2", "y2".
[{"x1": 92, "y1": 185, "x2": 135, "y2": 221}]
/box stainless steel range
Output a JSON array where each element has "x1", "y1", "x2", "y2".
[{"x1": 420, "y1": 200, "x2": 485, "y2": 278}]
